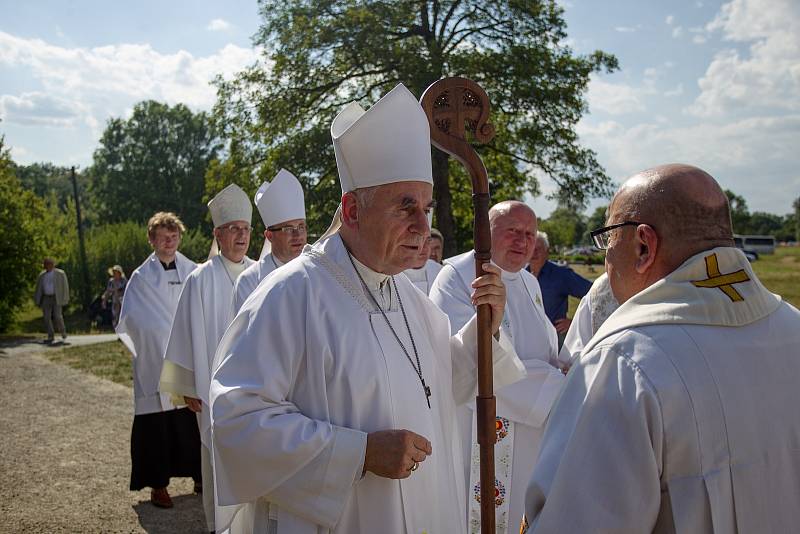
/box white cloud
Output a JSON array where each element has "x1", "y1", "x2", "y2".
[
  {"x1": 666, "y1": 15, "x2": 675, "y2": 25},
  {"x1": 692, "y1": 34, "x2": 708, "y2": 44},
  {"x1": 207, "y1": 18, "x2": 232, "y2": 32},
  {"x1": 577, "y1": 114, "x2": 800, "y2": 213},
  {"x1": 614, "y1": 25, "x2": 641, "y2": 33},
  {"x1": 0, "y1": 31, "x2": 259, "y2": 137},
  {"x1": 664, "y1": 83, "x2": 684, "y2": 97},
  {"x1": 585, "y1": 78, "x2": 645, "y2": 115},
  {"x1": 687, "y1": 0, "x2": 800, "y2": 116},
  {"x1": 0, "y1": 92, "x2": 86, "y2": 127},
  {"x1": 672, "y1": 26, "x2": 684, "y2": 38}
]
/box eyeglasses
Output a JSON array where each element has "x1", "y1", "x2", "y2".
[
  {"x1": 590, "y1": 221, "x2": 652, "y2": 250},
  {"x1": 220, "y1": 224, "x2": 253, "y2": 234},
  {"x1": 268, "y1": 223, "x2": 307, "y2": 235}
]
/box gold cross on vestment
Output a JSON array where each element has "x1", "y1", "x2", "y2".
[{"x1": 691, "y1": 253, "x2": 750, "y2": 302}]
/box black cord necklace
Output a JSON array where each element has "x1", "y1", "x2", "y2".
[{"x1": 347, "y1": 253, "x2": 432, "y2": 409}]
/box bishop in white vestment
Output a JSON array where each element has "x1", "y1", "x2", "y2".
[
  {"x1": 210, "y1": 83, "x2": 526, "y2": 534},
  {"x1": 524, "y1": 164, "x2": 800, "y2": 533},
  {"x1": 430, "y1": 200, "x2": 563, "y2": 534},
  {"x1": 160, "y1": 184, "x2": 255, "y2": 531},
  {"x1": 232, "y1": 168, "x2": 307, "y2": 313},
  {"x1": 117, "y1": 212, "x2": 201, "y2": 506}
]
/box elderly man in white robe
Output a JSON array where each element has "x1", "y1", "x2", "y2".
[
  {"x1": 232, "y1": 168, "x2": 307, "y2": 313},
  {"x1": 117, "y1": 211, "x2": 201, "y2": 508},
  {"x1": 429, "y1": 200, "x2": 563, "y2": 534},
  {"x1": 402, "y1": 235, "x2": 443, "y2": 295},
  {"x1": 160, "y1": 184, "x2": 255, "y2": 533},
  {"x1": 210, "y1": 83, "x2": 526, "y2": 534},
  {"x1": 523, "y1": 164, "x2": 800, "y2": 533}
]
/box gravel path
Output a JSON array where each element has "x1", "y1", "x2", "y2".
[{"x1": 0, "y1": 335, "x2": 207, "y2": 533}]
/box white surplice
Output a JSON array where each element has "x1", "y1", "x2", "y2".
[
  {"x1": 402, "y1": 259, "x2": 443, "y2": 295},
  {"x1": 429, "y1": 251, "x2": 563, "y2": 534},
  {"x1": 231, "y1": 252, "x2": 283, "y2": 314},
  {"x1": 116, "y1": 252, "x2": 197, "y2": 415},
  {"x1": 524, "y1": 247, "x2": 800, "y2": 533},
  {"x1": 209, "y1": 234, "x2": 526, "y2": 534}
]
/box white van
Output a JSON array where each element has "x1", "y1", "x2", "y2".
[{"x1": 733, "y1": 234, "x2": 776, "y2": 255}]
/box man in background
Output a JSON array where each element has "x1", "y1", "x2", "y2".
[{"x1": 33, "y1": 257, "x2": 69, "y2": 344}]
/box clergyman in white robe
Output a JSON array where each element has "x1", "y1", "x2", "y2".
[
  {"x1": 403, "y1": 258, "x2": 443, "y2": 295},
  {"x1": 117, "y1": 250, "x2": 202, "y2": 492},
  {"x1": 160, "y1": 252, "x2": 254, "y2": 527},
  {"x1": 524, "y1": 246, "x2": 800, "y2": 532},
  {"x1": 430, "y1": 250, "x2": 563, "y2": 534},
  {"x1": 211, "y1": 234, "x2": 525, "y2": 533}
]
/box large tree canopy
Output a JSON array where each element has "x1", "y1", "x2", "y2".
[
  {"x1": 90, "y1": 100, "x2": 220, "y2": 230},
  {"x1": 213, "y1": 0, "x2": 617, "y2": 253}
]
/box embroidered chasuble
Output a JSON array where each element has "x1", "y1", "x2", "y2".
[
  {"x1": 429, "y1": 250, "x2": 563, "y2": 534},
  {"x1": 232, "y1": 253, "x2": 283, "y2": 314},
  {"x1": 524, "y1": 247, "x2": 800, "y2": 533},
  {"x1": 209, "y1": 234, "x2": 526, "y2": 534}
]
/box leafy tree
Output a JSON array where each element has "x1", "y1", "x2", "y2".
[
  {"x1": 725, "y1": 189, "x2": 750, "y2": 234},
  {"x1": 539, "y1": 205, "x2": 586, "y2": 251},
  {"x1": 795, "y1": 196, "x2": 800, "y2": 242},
  {"x1": 90, "y1": 100, "x2": 221, "y2": 230},
  {"x1": 0, "y1": 138, "x2": 68, "y2": 332},
  {"x1": 15, "y1": 162, "x2": 89, "y2": 215},
  {"x1": 584, "y1": 204, "x2": 607, "y2": 244},
  {"x1": 746, "y1": 211, "x2": 784, "y2": 238},
  {"x1": 213, "y1": 0, "x2": 618, "y2": 255}
]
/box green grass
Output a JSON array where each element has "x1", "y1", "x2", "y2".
[
  {"x1": 563, "y1": 246, "x2": 800, "y2": 317},
  {"x1": 45, "y1": 340, "x2": 132, "y2": 388}
]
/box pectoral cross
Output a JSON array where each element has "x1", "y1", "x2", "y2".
[{"x1": 422, "y1": 379, "x2": 432, "y2": 409}]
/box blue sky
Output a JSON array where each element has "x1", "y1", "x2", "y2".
[{"x1": 1, "y1": 0, "x2": 798, "y2": 217}]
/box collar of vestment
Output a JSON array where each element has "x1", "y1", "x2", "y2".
[
  {"x1": 349, "y1": 251, "x2": 391, "y2": 292},
  {"x1": 583, "y1": 246, "x2": 782, "y2": 356},
  {"x1": 501, "y1": 266, "x2": 520, "y2": 282}
]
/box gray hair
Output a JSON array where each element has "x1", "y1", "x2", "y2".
[{"x1": 536, "y1": 231, "x2": 549, "y2": 250}]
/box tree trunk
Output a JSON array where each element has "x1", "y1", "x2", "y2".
[{"x1": 432, "y1": 148, "x2": 458, "y2": 257}]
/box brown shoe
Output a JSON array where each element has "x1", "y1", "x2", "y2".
[{"x1": 151, "y1": 487, "x2": 173, "y2": 508}]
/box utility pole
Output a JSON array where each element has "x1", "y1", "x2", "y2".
[{"x1": 70, "y1": 166, "x2": 91, "y2": 309}]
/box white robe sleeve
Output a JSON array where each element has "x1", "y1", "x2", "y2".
[
  {"x1": 449, "y1": 314, "x2": 526, "y2": 407},
  {"x1": 210, "y1": 288, "x2": 368, "y2": 529},
  {"x1": 160, "y1": 272, "x2": 204, "y2": 401},
  {"x1": 557, "y1": 292, "x2": 593, "y2": 366},
  {"x1": 430, "y1": 263, "x2": 475, "y2": 334},
  {"x1": 525, "y1": 343, "x2": 663, "y2": 533}
]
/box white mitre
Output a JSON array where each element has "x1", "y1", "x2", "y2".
[
  {"x1": 332, "y1": 83, "x2": 432, "y2": 192},
  {"x1": 318, "y1": 84, "x2": 433, "y2": 242},
  {"x1": 256, "y1": 169, "x2": 306, "y2": 228},
  {"x1": 208, "y1": 183, "x2": 252, "y2": 228},
  {"x1": 256, "y1": 169, "x2": 306, "y2": 258}
]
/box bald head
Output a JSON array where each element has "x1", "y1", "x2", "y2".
[
  {"x1": 605, "y1": 164, "x2": 735, "y2": 303},
  {"x1": 612, "y1": 164, "x2": 733, "y2": 257}
]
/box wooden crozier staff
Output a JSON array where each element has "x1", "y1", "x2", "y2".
[{"x1": 420, "y1": 77, "x2": 497, "y2": 533}]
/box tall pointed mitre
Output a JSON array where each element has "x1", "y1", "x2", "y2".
[
  {"x1": 207, "y1": 183, "x2": 252, "y2": 228},
  {"x1": 318, "y1": 84, "x2": 433, "y2": 243},
  {"x1": 255, "y1": 169, "x2": 306, "y2": 228},
  {"x1": 331, "y1": 83, "x2": 433, "y2": 193}
]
